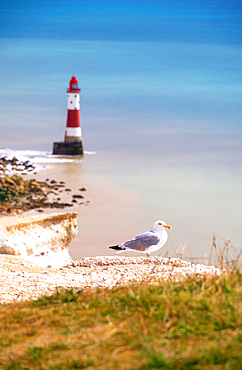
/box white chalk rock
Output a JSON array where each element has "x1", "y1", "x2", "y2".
[{"x1": 0, "y1": 212, "x2": 78, "y2": 268}]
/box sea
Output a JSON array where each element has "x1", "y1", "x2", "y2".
[{"x1": 0, "y1": 0, "x2": 242, "y2": 261}]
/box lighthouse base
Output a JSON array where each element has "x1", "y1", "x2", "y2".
[{"x1": 53, "y1": 141, "x2": 84, "y2": 156}]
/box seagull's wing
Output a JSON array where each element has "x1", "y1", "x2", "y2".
[{"x1": 121, "y1": 231, "x2": 160, "y2": 252}]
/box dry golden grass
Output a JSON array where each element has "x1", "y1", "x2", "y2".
[
  {"x1": 172, "y1": 234, "x2": 242, "y2": 273},
  {"x1": 0, "y1": 269, "x2": 242, "y2": 369}
]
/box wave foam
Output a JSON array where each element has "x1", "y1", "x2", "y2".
[
  {"x1": 0, "y1": 148, "x2": 96, "y2": 161},
  {"x1": 0, "y1": 148, "x2": 95, "y2": 174}
]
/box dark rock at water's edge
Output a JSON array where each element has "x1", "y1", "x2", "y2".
[{"x1": 0, "y1": 156, "x2": 35, "y2": 175}]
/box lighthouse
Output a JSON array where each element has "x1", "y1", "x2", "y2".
[{"x1": 53, "y1": 76, "x2": 84, "y2": 155}]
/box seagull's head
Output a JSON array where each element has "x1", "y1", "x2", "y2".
[{"x1": 154, "y1": 220, "x2": 172, "y2": 232}]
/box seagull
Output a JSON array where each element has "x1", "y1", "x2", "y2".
[{"x1": 109, "y1": 220, "x2": 172, "y2": 257}]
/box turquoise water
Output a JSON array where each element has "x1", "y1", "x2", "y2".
[{"x1": 0, "y1": 1, "x2": 242, "y2": 259}]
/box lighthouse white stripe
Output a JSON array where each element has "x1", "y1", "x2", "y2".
[
  {"x1": 67, "y1": 93, "x2": 80, "y2": 110},
  {"x1": 65, "y1": 127, "x2": 82, "y2": 137}
]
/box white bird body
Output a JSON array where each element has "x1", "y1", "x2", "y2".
[{"x1": 109, "y1": 220, "x2": 171, "y2": 257}]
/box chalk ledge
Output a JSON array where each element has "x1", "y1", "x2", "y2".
[{"x1": 0, "y1": 212, "x2": 78, "y2": 268}]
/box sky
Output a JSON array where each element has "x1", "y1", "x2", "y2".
[{"x1": 0, "y1": 0, "x2": 241, "y2": 43}]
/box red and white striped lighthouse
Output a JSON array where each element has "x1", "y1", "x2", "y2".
[
  {"x1": 53, "y1": 76, "x2": 84, "y2": 155},
  {"x1": 65, "y1": 76, "x2": 82, "y2": 143}
]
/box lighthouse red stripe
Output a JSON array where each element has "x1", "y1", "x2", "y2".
[{"x1": 66, "y1": 110, "x2": 80, "y2": 128}]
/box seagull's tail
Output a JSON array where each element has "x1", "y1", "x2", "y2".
[{"x1": 109, "y1": 245, "x2": 125, "y2": 251}]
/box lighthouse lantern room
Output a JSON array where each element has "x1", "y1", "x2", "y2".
[{"x1": 53, "y1": 76, "x2": 84, "y2": 155}]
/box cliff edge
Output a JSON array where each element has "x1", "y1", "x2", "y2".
[{"x1": 0, "y1": 212, "x2": 78, "y2": 268}]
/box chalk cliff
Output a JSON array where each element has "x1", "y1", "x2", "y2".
[{"x1": 0, "y1": 212, "x2": 78, "y2": 268}]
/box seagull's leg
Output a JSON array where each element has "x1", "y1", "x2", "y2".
[{"x1": 146, "y1": 253, "x2": 150, "y2": 257}]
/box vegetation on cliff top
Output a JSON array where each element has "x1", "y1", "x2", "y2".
[{"x1": 0, "y1": 271, "x2": 242, "y2": 369}]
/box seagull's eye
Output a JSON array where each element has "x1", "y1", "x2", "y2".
[{"x1": 159, "y1": 222, "x2": 162, "y2": 225}]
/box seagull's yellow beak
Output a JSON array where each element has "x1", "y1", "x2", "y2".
[{"x1": 164, "y1": 225, "x2": 172, "y2": 230}]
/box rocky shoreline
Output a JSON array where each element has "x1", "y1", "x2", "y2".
[{"x1": 0, "y1": 155, "x2": 89, "y2": 214}]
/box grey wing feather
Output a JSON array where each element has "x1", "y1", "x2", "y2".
[{"x1": 122, "y1": 231, "x2": 160, "y2": 251}]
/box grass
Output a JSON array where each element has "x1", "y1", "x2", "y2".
[{"x1": 0, "y1": 271, "x2": 242, "y2": 369}]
